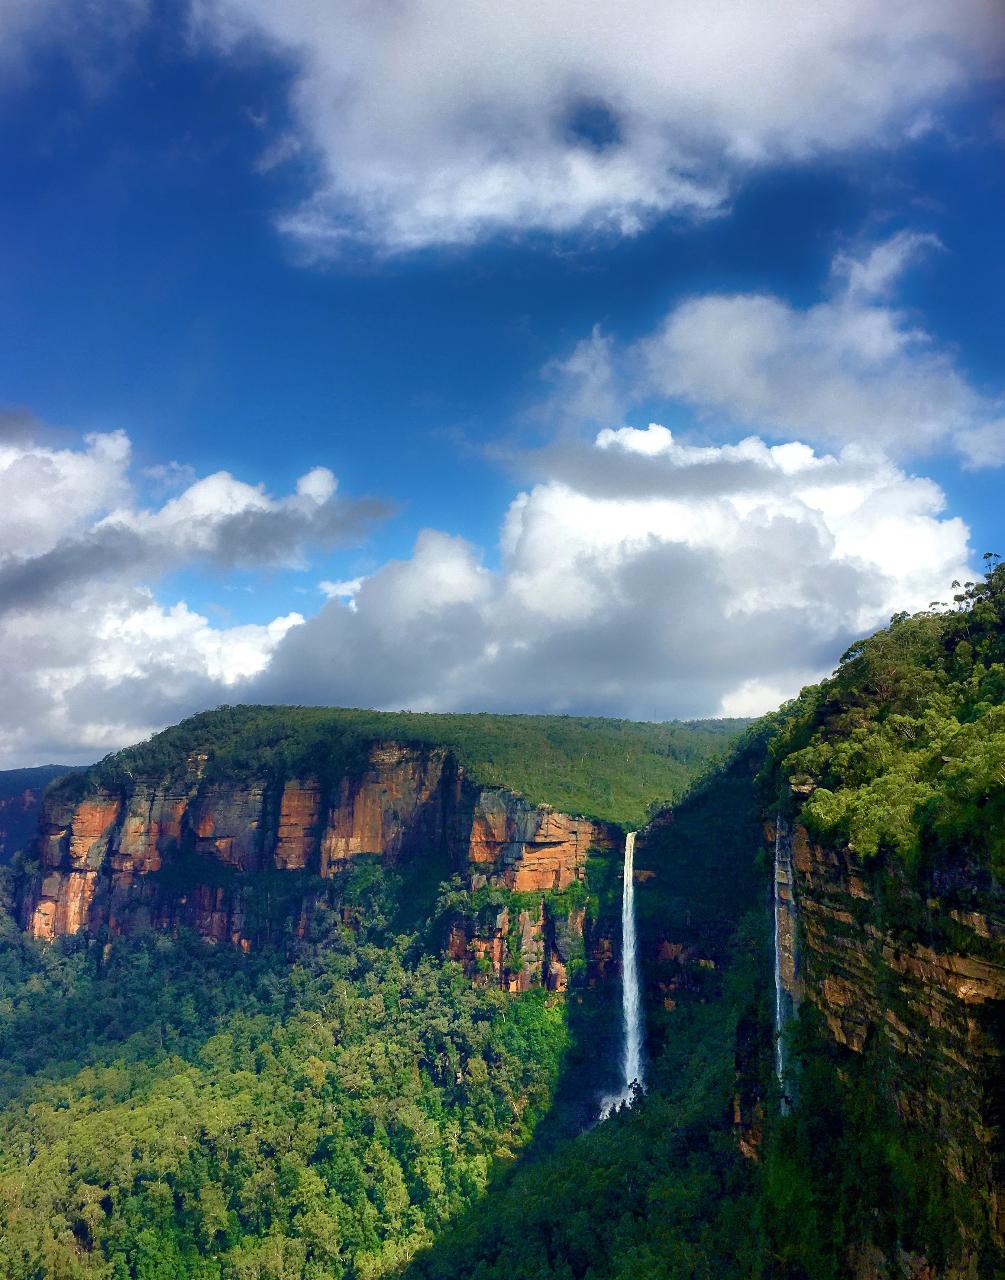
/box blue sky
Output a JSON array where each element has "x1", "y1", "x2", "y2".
[{"x1": 0, "y1": 0, "x2": 1002, "y2": 763}]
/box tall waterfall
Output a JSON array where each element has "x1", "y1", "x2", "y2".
[
  {"x1": 773, "y1": 817, "x2": 796, "y2": 1113},
  {"x1": 600, "y1": 831, "x2": 644, "y2": 1120}
]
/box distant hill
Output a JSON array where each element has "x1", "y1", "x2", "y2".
[
  {"x1": 0, "y1": 765, "x2": 81, "y2": 864},
  {"x1": 57, "y1": 704, "x2": 750, "y2": 828}
]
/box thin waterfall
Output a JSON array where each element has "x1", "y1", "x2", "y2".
[
  {"x1": 599, "y1": 831, "x2": 644, "y2": 1119},
  {"x1": 773, "y1": 816, "x2": 796, "y2": 1113}
]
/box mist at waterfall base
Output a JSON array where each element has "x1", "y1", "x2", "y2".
[{"x1": 599, "y1": 831, "x2": 645, "y2": 1121}]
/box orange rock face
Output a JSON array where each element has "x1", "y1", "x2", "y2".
[
  {"x1": 465, "y1": 792, "x2": 610, "y2": 892},
  {"x1": 28, "y1": 868, "x2": 100, "y2": 941},
  {"x1": 67, "y1": 798, "x2": 120, "y2": 866},
  {"x1": 320, "y1": 744, "x2": 449, "y2": 872},
  {"x1": 18, "y1": 742, "x2": 616, "y2": 985},
  {"x1": 275, "y1": 781, "x2": 322, "y2": 870}
]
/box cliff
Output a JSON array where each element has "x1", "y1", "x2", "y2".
[
  {"x1": 772, "y1": 815, "x2": 1005, "y2": 1273},
  {"x1": 18, "y1": 740, "x2": 613, "y2": 990}
]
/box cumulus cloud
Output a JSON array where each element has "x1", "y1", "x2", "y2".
[
  {"x1": 0, "y1": 583, "x2": 304, "y2": 766},
  {"x1": 249, "y1": 425, "x2": 971, "y2": 722},
  {"x1": 190, "y1": 0, "x2": 1003, "y2": 251},
  {"x1": 0, "y1": 437, "x2": 390, "y2": 615},
  {"x1": 0, "y1": 417, "x2": 976, "y2": 764},
  {"x1": 6, "y1": 1, "x2": 999, "y2": 250},
  {"x1": 0, "y1": 427, "x2": 388, "y2": 764},
  {"x1": 546, "y1": 233, "x2": 1005, "y2": 467}
]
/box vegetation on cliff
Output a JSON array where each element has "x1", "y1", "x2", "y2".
[
  {"x1": 765, "y1": 553, "x2": 1005, "y2": 872},
  {"x1": 758, "y1": 556, "x2": 1005, "y2": 1278},
  {"x1": 50, "y1": 706, "x2": 746, "y2": 828}
]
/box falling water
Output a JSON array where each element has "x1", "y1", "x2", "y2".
[
  {"x1": 773, "y1": 816, "x2": 795, "y2": 1113},
  {"x1": 599, "y1": 831, "x2": 644, "y2": 1119}
]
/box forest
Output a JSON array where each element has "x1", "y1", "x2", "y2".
[
  {"x1": 0, "y1": 558, "x2": 1003, "y2": 1278},
  {"x1": 48, "y1": 707, "x2": 746, "y2": 830}
]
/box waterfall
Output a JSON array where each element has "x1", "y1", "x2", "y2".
[
  {"x1": 599, "y1": 831, "x2": 644, "y2": 1120},
  {"x1": 773, "y1": 816, "x2": 796, "y2": 1113}
]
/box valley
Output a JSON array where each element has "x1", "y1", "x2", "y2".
[{"x1": 0, "y1": 564, "x2": 1003, "y2": 1278}]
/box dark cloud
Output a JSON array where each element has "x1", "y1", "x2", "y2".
[
  {"x1": 0, "y1": 407, "x2": 43, "y2": 444},
  {"x1": 0, "y1": 495, "x2": 394, "y2": 615},
  {"x1": 208, "y1": 495, "x2": 394, "y2": 568}
]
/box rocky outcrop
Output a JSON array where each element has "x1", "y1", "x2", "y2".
[
  {"x1": 18, "y1": 742, "x2": 614, "y2": 987},
  {"x1": 777, "y1": 818, "x2": 1005, "y2": 1270}
]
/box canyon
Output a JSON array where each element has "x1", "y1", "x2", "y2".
[{"x1": 6, "y1": 673, "x2": 1005, "y2": 1277}]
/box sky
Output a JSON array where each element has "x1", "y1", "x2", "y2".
[{"x1": 0, "y1": 0, "x2": 1003, "y2": 766}]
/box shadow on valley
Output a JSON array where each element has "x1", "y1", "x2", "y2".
[
  {"x1": 0, "y1": 731, "x2": 772, "y2": 1280},
  {"x1": 399, "y1": 732, "x2": 773, "y2": 1280}
]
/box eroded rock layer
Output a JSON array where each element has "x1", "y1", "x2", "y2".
[
  {"x1": 777, "y1": 818, "x2": 1005, "y2": 1267},
  {"x1": 19, "y1": 742, "x2": 613, "y2": 987}
]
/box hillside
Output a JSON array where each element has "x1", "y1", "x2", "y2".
[
  {"x1": 51, "y1": 705, "x2": 745, "y2": 828},
  {"x1": 0, "y1": 707, "x2": 746, "y2": 1279},
  {"x1": 757, "y1": 555, "x2": 1005, "y2": 1277},
  {"x1": 0, "y1": 765, "x2": 79, "y2": 865}
]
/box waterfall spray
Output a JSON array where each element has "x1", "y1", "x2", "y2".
[{"x1": 600, "y1": 831, "x2": 644, "y2": 1119}]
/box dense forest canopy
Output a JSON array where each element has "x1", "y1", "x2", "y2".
[
  {"x1": 0, "y1": 862, "x2": 573, "y2": 1279},
  {"x1": 51, "y1": 706, "x2": 747, "y2": 828},
  {"x1": 765, "y1": 553, "x2": 1005, "y2": 873}
]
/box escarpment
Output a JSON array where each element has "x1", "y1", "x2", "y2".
[
  {"x1": 18, "y1": 740, "x2": 614, "y2": 989},
  {"x1": 774, "y1": 815, "x2": 1005, "y2": 1272}
]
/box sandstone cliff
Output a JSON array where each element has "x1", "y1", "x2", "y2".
[
  {"x1": 18, "y1": 741, "x2": 613, "y2": 989},
  {"x1": 772, "y1": 815, "x2": 1005, "y2": 1274}
]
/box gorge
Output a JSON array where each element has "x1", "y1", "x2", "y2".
[{"x1": 1, "y1": 565, "x2": 1004, "y2": 1279}]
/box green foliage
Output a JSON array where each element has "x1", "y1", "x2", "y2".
[
  {"x1": 50, "y1": 706, "x2": 746, "y2": 828},
  {"x1": 764, "y1": 554, "x2": 1005, "y2": 873},
  {"x1": 0, "y1": 708, "x2": 764, "y2": 1280},
  {"x1": 405, "y1": 717, "x2": 773, "y2": 1280},
  {"x1": 755, "y1": 554, "x2": 1005, "y2": 1275},
  {"x1": 759, "y1": 1005, "x2": 992, "y2": 1278},
  {"x1": 0, "y1": 865, "x2": 571, "y2": 1280}
]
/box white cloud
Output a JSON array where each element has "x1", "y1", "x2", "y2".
[
  {"x1": 549, "y1": 233, "x2": 1005, "y2": 467},
  {"x1": 6, "y1": 2, "x2": 998, "y2": 251},
  {"x1": 0, "y1": 584, "x2": 304, "y2": 765},
  {"x1": 0, "y1": 416, "x2": 976, "y2": 763},
  {"x1": 190, "y1": 0, "x2": 1003, "y2": 251},
  {"x1": 0, "y1": 427, "x2": 383, "y2": 765},
  {"x1": 832, "y1": 229, "x2": 944, "y2": 298},
  {"x1": 0, "y1": 438, "x2": 388, "y2": 615},
  {"x1": 0, "y1": 430, "x2": 130, "y2": 559},
  {"x1": 251, "y1": 425, "x2": 971, "y2": 722},
  {"x1": 319, "y1": 576, "x2": 364, "y2": 602}
]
